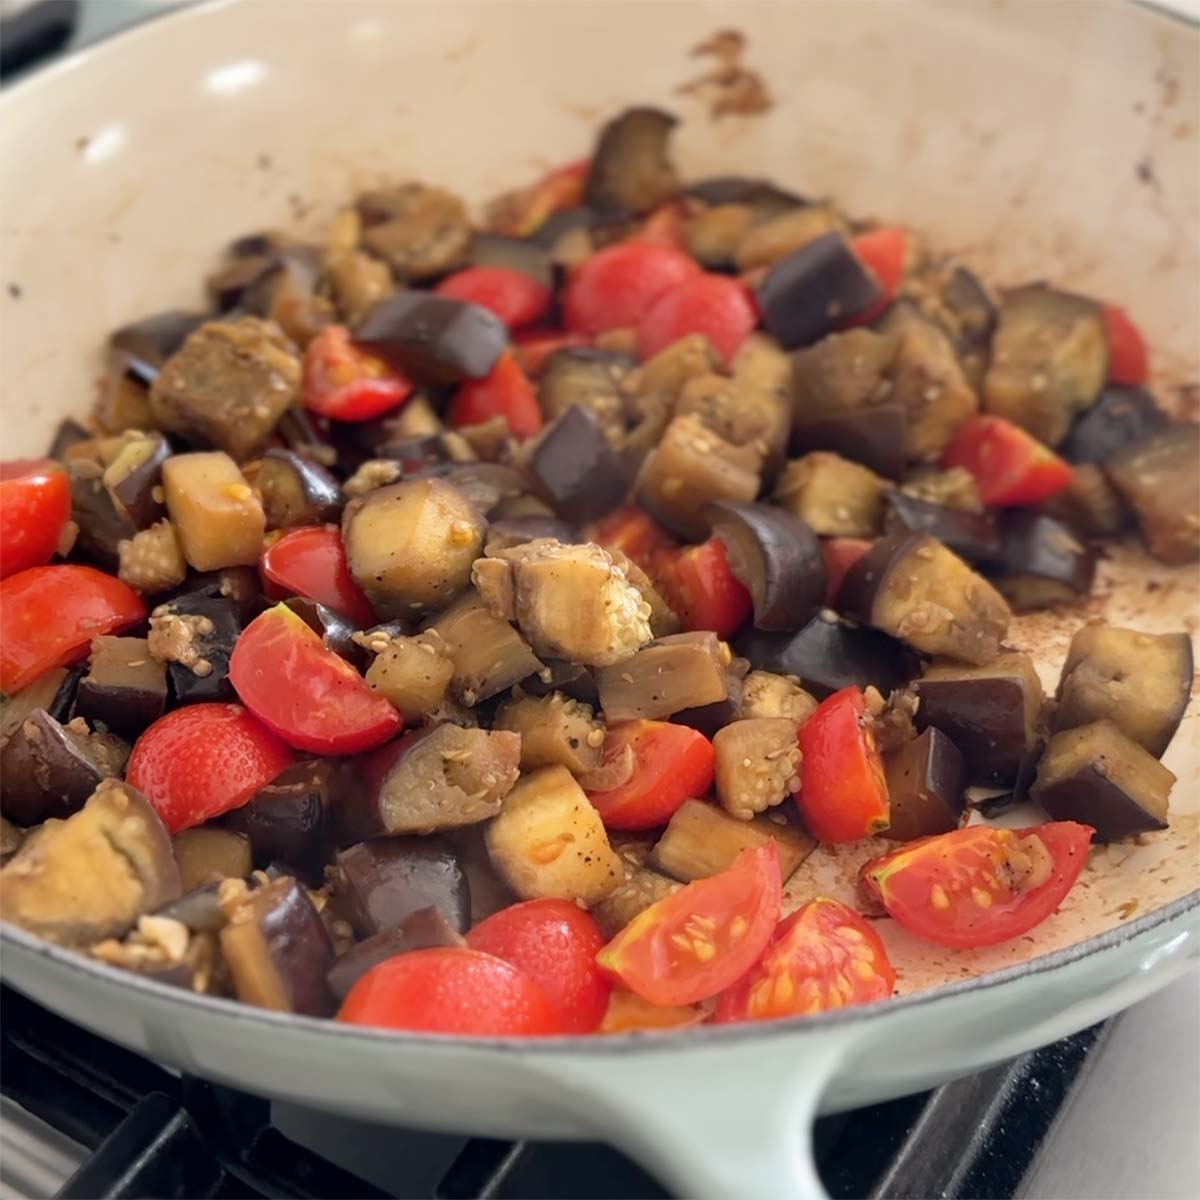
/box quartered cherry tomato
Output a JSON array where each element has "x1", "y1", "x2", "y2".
[
  {"x1": 0, "y1": 459, "x2": 71, "y2": 579},
  {"x1": 655, "y1": 537, "x2": 752, "y2": 638},
  {"x1": 586, "y1": 505, "x2": 679, "y2": 573},
  {"x1": 941, "y1": 415, "x2": 1073, "y2": 507},
  {"x1": 820, "y1": 537, "x2": 873, "y2": 606},
  {"x1": 260, "y1": 525, "x2": 376, "y2": 627},
  {"x1": 127, "y1": 702, "x2": 295, "y2": 834},
  {"x1": 860, "y1": 821, "x2": 1095, "y2": 948},
  {"x1": 513, "y1": 328, "x2": 588, "y2": 377},
  {"x1": 715, "y1": 898, "x2": 895, "y2": 1022},
  {"x1": 586, "y1": 720, "x2": 716, "y2": 831},
  {"x1": 339, "y1": 947, "x2": 565, "y2": 1035},
  {"x1": 467, "y1": 899, "x2": 611, "y2": 1033},
  {"x1": 230, "y1": 603, "x2": 402, "y2": 755},
  {"x1": 797, "y1": 687, "x2": 889, "y2": 843},
  {"x1": 845, "y1": 227, "x2": 909, "y2": 326},
  {"x1": 0, "y1": 565, "x2": 146, "y2": 694},
  {"x1": 636, "y1": 272, "x2": 758, "y2": 365},
  {"x1": 563, "y1": 242, "x2": 700, "y2": 336},
  {"x1": 598, "y1": 990, "x2": 703, "y2": 1034},
  {"x1": 436, "y1": 266, "x2": 552, "y2": 330},
  {"x1": 1101, "y1": 303, "x2": 1149, "y2": 386},
  {"x1": 303, "y1": 324, "x2": 414, "y2": 422},
  {"x1": 494, "y1": 158, "x2": 590, "y2": 238},
  {"x1": 447, "y1": 350, "x2": 543, "y2": 439},
  {"x1": 596, "y1": 842, "x2": 782, "y2": 1006}
]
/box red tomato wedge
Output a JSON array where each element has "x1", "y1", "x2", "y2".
[
  {"x1": 0, "y1": 565, "x2": 146, "y2": 694},
  {"x1": 636, "y1": 273, "x2": 758, "y2": 365},
  {"x1": 1101, "y1": 303, "x2": 1149, "y2": 386},
  {"x1": 447, "y1": 351, "x2": 543, "y2": 439},
  {"x1": 844, "y1": 227, "x2": 908, "y2": 326},
  {"x1": 586, "y1": 505, "x2": 679, "y2": 572},
  {"x1": 260, "y1": 525, "x2": 376, "y2": 627},
  {"x1": 821, "y1": 537, "x2": 873, "y2": 606},
  {"x1": 941, "y1": 415, "x2": 1074, "y2": 507},
  {"x1": 860, "y1": 821, "x2": 1095, "y2": 948},
  {"x1": 435, "y1": 266, "x2": 552, "y2": 330},
  {"x1": 0, "y1": 459, "x2": 71, "y2": 579},
  {"x1": 563, "y1": 242, "x2": 700, "y2": 336},
  {"x1": 467, "y1": 899, "x2": 611, "y2": 1033},
  {"x1": 715, "y1": 898, "x2": 895, "y2": 1022},
  {"x1": 229, "y1": 603, "x2": 402, "y2": 755},
  {"x1": 127, "y1": 703, "x2": 295, "y2": 834},
  {"x1": 339, "y1": 947, "x2": 565, "y2": 1035},
  {"x1": 596, "y1": 842, "x2": 782, "y2": 1006},
  {"x1": 512, "y1": 328, "x2": 588, "y2": 377},
  {"x1": 586, "y1": 720, "x2": 716, "y2": 831},
  {"x1": 495, "y1": 158, "x2": 590, "y2": 238},
  {"x1": 599, "y1": 990, "x2": 703, "y2": 1034},
  {"x1": 656, "y1": 537, "x2": 752, "y2": 638},
  {"x1": 797, "y1": 687, "x2": 889, "y2": 843},
  {"x1": 303, "y1": 324, "x2": 414, "y2": 422}
]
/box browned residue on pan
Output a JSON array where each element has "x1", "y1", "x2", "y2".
[{"x1": 677, "y1": 30, "x2": 773, "y2": 120}]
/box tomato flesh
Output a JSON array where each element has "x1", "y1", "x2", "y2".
[
  {"x1": 942, "y1": 415, "x2": 1073, "y2": 507},
  {"x1": 0, "y1": 459, "x2": 71, "y2": 579},
  {"x1": 260, "y1": 525, "x2": 376, "y2": 627},
  {"x1": 636, "y1": 273, "x2": 758, "y2": 365},
  {"x1": 563, "y1": 242, "x2": 700, "y2": 336},
  {"x1": 587, "y1": 505, "x2": 679, "y2": 573},
  {"x1": 797, "y1": 687, "x2": 889, "y2": 843},
  {"x1": 435, "y1": 266, "x2": 552, "y2": 330},
  {"x1": 861, "y1": 821, "x2": 1095, "y2": 948},
  {"x1": 127, "y1": 702, "x2": 295, "y2": 833},
  {"x1": 339, "y1": 947, "x2": 565, "y2": 1035},
  {"x1": 467, "y1": 899, "x2": 611, "y2": 1033},
  {"x1": 448, "y1": 350, "x2": 543, "y2": 439},
  {"x1": 303, "y1": 325, "x2": 413, "y2": 421},
  {"x1": 715, "y1": 898, "x2": 895, "y2": 1022},
  {"x1": 1101, "y1": 303, "x2": 1149, "y2": 386},
  {"x1": 496, "y1": 158, "x2": 589, "y2": 238},
  {"x1": 845, "y1": 227, "x2": 908, "y2": 326},
  {"x1": 821, "y1": 537, "x2": 873, "y2": 607},
  {"x1": 597, "y1": 842, "x2": 782, "y2": 1006},
  {"x1": 0, "y1": 565, "x2": 146, "y2": 695},
  {"x1": 587, "y1": 720, "x2": 716, "y2": 831},
  {"x1": 229, "y1": 603, "x2": 402, "y2": 755},
  {"x1": 656, "y1": 537, "x2": 752, "y2": 638}
]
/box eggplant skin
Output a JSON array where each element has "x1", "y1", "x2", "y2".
[
  {"x1": 529, "y1": 406, "x2": 633, "y2": 524},
  {"x1": 585, "y1": 107, "x2": 680, "y2": 215},
  {"x1": 110, "y1": 310, "x2": 207, "y2": 387},
  {"x1": 884, "y1": 491, "x2": 1001, "y2": 565},
  {"x1": 791, "y1": 405, "x2": 907, "y2": 480},
  {"x1": 1060, "y1": 386, "x2": 1166, "y2": 465},
  {"x1": 994, "y1": 512, "x2": 1097, "y2": 610},
  {"x1": 882, "y1": 727, "x2": 967, "y2": 841}
]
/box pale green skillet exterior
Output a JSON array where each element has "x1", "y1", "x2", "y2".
[{"x1": 1, "y1": 2, "x2": 1197, "y2": 1195}]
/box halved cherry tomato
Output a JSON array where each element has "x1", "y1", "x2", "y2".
[
  {"x1": 513, "y1": 328, "x2": 588, "y2": 377},
  {"x1": 941, "y1": 415, "x2": 1074, "y2": 507},
  {"x1": 339, "y1": 947, "x2": 565, "y2": 1035},
  {"x1": 596, "y1": 842, "x2": 782, "y2": 1006},
  {"x1": 598, "y1": 990, "x2": 703, "y2": 1034},
  {"x1": 715, "y1": 898, "x2": 895, "y2": 1022},
  {"x1": 563, "y1": 242, "x2": 700, "y2": 336},
  {"x1": 303, "y1": 325, "x2": 414, "y2": 422},
  {"x1": 447, "y1": 350, "x2": 543, "y2": 439},
  {"x1": 797, "y1": 687, "x2": 889, "y2": 843},
  {"x1": 0, "y1": 459, "x2": 71, "y2": 579},
  {"x1": 586, "y1": 505, "x2": 679, "y2": 573},
  {"x1": 1101, "y1": 303, "x2": 1149, "y2": 386},
  {"x1": 820, "y1": 537, "x2": 873, "y2": 606},
  {"x1": 467, "y1": 899, "x2": 611, "y2": 1033},
  {"x1": 435, "y1": 266, "x2": 552, "y2": 330},
  {"x1": 229, "y1": 603, "x2": 402, "y2": 755},
  {"x1": 259, "y1": 525, "x2": 376, "y2": 627},
  {"x1": 656, "y1": 538, "x2": 752, "y2": 638},
  {"x1": 495, "y1": 158, "x2": 590, "y2": 238},
  {"x1": 636, "y1": 202, "x2": 688, "y2": 251},
  {"x1": 861, "y1": 821, "x2": 1095, "y2": 948},
  {"x1": 587, "y1": 720, "x2": 716, "y2": 831},
  {"x1": 127, "y1": 702, "x2": 295, "y2": 834},
  {"x1": 636, "y1": 273, "x2": 758, "y2": 365},
  {"x1": 0, "y1": 565, "x2": 146, "y2": 694},
  {"x1": 844, "y1": 227, "x2": 909, "y2": 327}
]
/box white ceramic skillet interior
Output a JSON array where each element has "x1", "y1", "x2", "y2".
[{"x1": 1, "y1": 2, "x2": 1197, "y2": 1196}]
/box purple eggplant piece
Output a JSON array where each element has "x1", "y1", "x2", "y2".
[
  {"x1": 529, "y1": 406, "x2": 633, "y2": 523},
  {"x1": 584, "y1": 106, "x2": 679, "y2": 215},
  {"x1": 110, "y1": 311, "x2": 207, "y2": 387},
  {"x1": 520, "y1": 659, "x2": 599, "y2": 706},
  {"x1": 882, "y1": 728, "x2": 967, "y2": 841},
  {"x1": 884, "y1": 491, "x2": 1001, "y2": 565},
  {"x1": 487, "y1": 516, "x2": 578, "y2": 555},
  {"x1": 153, "y1": 592, "x2": 243, "y2": 705},
  {"x1": 154, "y1": 882, "x2": 228, "y2": 934},
  {"x1": 67, "y1": 461, "x2": 136, "y2": 568},
  {"x1": 1060, "y1": 386, "x2": 1167, "y2": 465},
  {"x1": 176, "y1": 566, "x2": 263, "y2": 623},
  {"x1": 1, "y1": 665, "x2": 81, "y2": 753},
  {"x1": 253, "y1": 448, "x2": 343, "y2": 529},
  {"x1": 325, "y1": 907, "x2": 466, "y2": 1001},
  {"x1": 47, "y1": 418, "x2": 91, "y2": 461},
  {"x1": 685, "y1": 176, "x2": 806, "y2": 212},
  {"x1": 791, "y1": 404, "x2": 907, "y2": 480},
  {"x1": 993, "y1": 511, "x2": 1097, "y2": 609},
  {"x1": 107, "y1": 431, "x2": 171, "y2": 529},
  {"x1": 75, "y1": 636, "x2": 168, "y2": 739}
]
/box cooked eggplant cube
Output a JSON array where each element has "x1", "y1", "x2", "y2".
[
  {"x1": 713, "y1": 718, "x2": 802, "y2": 820},
  {"x1": 1053, "y1": 624, "x2": 1193, "y2": 758},
  {"x1": 791, "y1": 404, "x2": 907, "y2": 480},
  {"x1": 592, "y1": 867, "x2": 680, "y2": 938},
  {"x1": 792, "y1": 328, "x2": 897, "y2": 418},
  {"x1": 883, "y1": 728, "x2": 967, "y2": 840},
  {"x1": 686, "y1": 176, "x2": 805, "y2": 212},
  {"x1": 172, "y1": 828, "x2": 253, "y2": 892},
  {"x1": 358, "y1": 183, "x2": 471, "y2": 281},
  {"x1": 773, "y1": 452, "x2": 886, "y2": 538},
  {"x1": 585, "y1": 106, "x2": 679, "y2": 214},
  {"x1": 1060, "y1": 385, "x2": 1167, "y2": 464},
  {"x1": 1041, "y1": 463, "x2": 1129, "y2": 539},
  {"x1": 67, "y1": 456, "x2": 137, "y2": 568},
  {"x1": 110, "y1": 310, "x2": 207, "y2": 387},
  {"x1": 103, "y1": 431, "x2": 171, "y2": 529},
  {"x1": 757, "y1": 232, "x2": 883, "y2": 349},
  {"x1": 538, "y1": 346, "x2": 634, "y2": 445},
  {"x1": 465, "y1": 233, "x2": 554, "y2": 288},
  {"x1": 1, "y1": 666, "x2": 81, "y2": 751},
  {"x1": 1033, "y1": 721, "x2": 1175, "y2": 842},
  {"x1": 521, "y1": 659, "x2": 599, "y2": 706},
  {"x1": 76, "y1": 636, "x2": 168, "y2": 738},
  {"x1": 162, "y1": 451, "x2": 266, "y2": 570},
  {"x1": 529, "y1": 406, "x2": 632, "y2": 523},
  {"x1": 148, "y1": 592, "x2": 242, "y2": 704},
  {"x1": 360, "y1": 628, "x2": 454, "y2": 719},
  {"x1": 354, "y1": 290, "x2": 508, "y2": 384},
  {"x1": 913, "y1": 652, "x2": 1045, "y2": 784},
  {"x1": 245, "y1": 448, "x2": 342, "y2": 529},
  {"x1": 595, "y1": 631, "x2": 730, "y2": 722},
  {"x1": 47, "y1": 418, "x2": 91, "y2": 461},
  {"x1": 494, "y1": 691, "x2": 605, "y2": 776},
  {"x1": 884, "y1": 491, "x2": 1001, "y2": 565},
  {"x1": 840, "y1": 532, "x2": 1011, "y2": 665},
  {"x1": 739, "y1": 670, "x2": 818, "y2": 725},
  {"x1": 326, "y1": 908, "x2": 466, "y2": 1002},
  {"x1": 239, "y1": 246, "x2": 331, "y2": 347},
  {"x1": 994, "y1": 512, "x2": 1097, "y2": 611},
  {"x1": 735, "y1": 205, "x2": 847, "y2": 273}
]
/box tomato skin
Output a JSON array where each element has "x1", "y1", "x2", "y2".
[
  {"x1": 821, "y1": 537, "x2": 873, "y2": 606},
  {"x1": 1101, "y1": 303, "x2": 1149, "y2": 386},
  {"x1": 597, "y1": 842, "x2": 782, "y2": 1007},
  {"x1": 513, "y1": 328, "x2": 588, "y2": 377},
  {"x1": 861, "y1": 821, "x2": 1095, "y2": 948},
  {"x1": 844, "y1": 227, "x2": 908, "y2": 326},
  {"x1": 447, "y1": 351, "x2": 543, "y2": 439},
  {"x1": 0, "y1": 565, "x2": 146, "y2": 694},
  {"x1": 467, "y1": 899, "x2": 611, "y2": 1033},
  {"x1": 587, "y1": 720, "x2": 716, "y2": 831},
  {"x1": 563, "y1": 242, "x2": 700, "y2": 336},
  {"x1": 339, "y1": 947, "x2": 565, "y2": 1035},
  {"x1": 797, "y1": 687, "x2": 890, "y2": 843},
  {"x1": 715, "y1": 898, "x2": 895, "y2": 1023},
  {"x1": 586, "y1": 506, "x2": 679, "y2": 573},
  {"x1": 127, "y1": 703, "x2": 295, "y2": 833},
  {"x1": 656, "y1": 538, "x2": 752, "y2": 638},
  {"x1": 496, "y1": 158, "x2": 589, "y2": 238},
  {"x1": 0, "y1": 460, "x2": 72, "y2": 579},
  {"x1": 230, "y1": 603, "x2": 402, "y2": 755},
  {"x1": 260, "y1": 525, "x2": 376, "y2": 626},
  {"x1": 435, "y1": 266, "x2": 552, "y2": 330},
  {"x1": 636, "y1": 273, "x2": 758, "y2": 365},
  {"x1": 303, "y1": 325, "x2": 413, "y2": 422},
  {"x1": 942, "y1": 415, "x2": 1074, "y2": 507}
]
